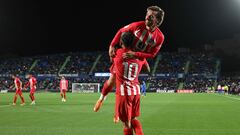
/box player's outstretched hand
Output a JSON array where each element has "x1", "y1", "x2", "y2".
[{"x1": 123, "y1": 51, "x2": 136, "y2": 59}]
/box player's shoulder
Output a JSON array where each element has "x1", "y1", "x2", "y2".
[
  {"x1": 154, "y1": 27, "x2": 164, "y2": 38},
  {"x1": 131, "y1": 21, "x2": 145, "y2": 26},
  {"x1": 123, "y1": 21, "x2": 145, "y2": 29}
]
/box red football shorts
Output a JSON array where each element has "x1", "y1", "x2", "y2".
[
  {"x1": 30, "y1": 88, "x2": 36, "y2": 94},
  {"x1": 15, "y1": 89, "x2": 23, "y2": 95},
  {"x1": 116, "y1": 94, "x2": 140, "y2": 123},
  {"x1": 61, "y1": 89, "x2": 67, "y2": 93}
]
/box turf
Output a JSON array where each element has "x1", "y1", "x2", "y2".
[{"x1": 0, "y1": 93, "x2": 240, "y2": 135}]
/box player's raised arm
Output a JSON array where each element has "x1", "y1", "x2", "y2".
[
  {"x1": 142, "y1": 59, "x2": 151, "y2": 73},
  {"x1": 109, "y1": 23, "x2": 137, "y2": 61}
]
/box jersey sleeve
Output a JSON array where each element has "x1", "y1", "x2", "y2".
[
  {"x1": 110, "y1": 22, "x2": 138, "y2": 47},
  {"x1": 134, "y1": 47, "x2": 158, "y2": 58},
  {"x1": 24, "y1": 81, "x2": 30, "y2": 89}
]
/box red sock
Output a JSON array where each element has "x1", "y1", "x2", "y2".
[
  {"x1": 101, "y1": 81, "x2": 113, "y2": 96},
  {"x1": 63, "y1": 91, "x2": 66, "y2": 99},
  {"x1": 131, "y1": 119, "x2": 144, "y2": 135},
  {"x1": 13, "y1": 95, "x2": 17, "y2": 103},
  {"x1": 31, "y1": 94, "x2": 35, "y2": 101},
  {"x1": 20, "y1": 95, "x2": 25, "y2": 103},
  {"x1": 29, "y1": 94, "x2": 33, "y2": 101},
  {"x1": 114, "y1": 95, "x2": 120, "y2": 120},
  {"x1": 124, "y1": 127, "x2": 133, "y2": 135}
]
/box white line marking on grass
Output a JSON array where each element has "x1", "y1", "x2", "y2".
[{"x1": 214, "y1": 94, "x2": 240, "y2": 101}]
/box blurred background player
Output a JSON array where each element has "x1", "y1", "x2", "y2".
[
  {"x1": 140, "y1": 80, "x2": 147, "y2": 97},
  {"x1": 24, "y1": 73, "x2": 37, "y2": 105},
  {"x1": 94, "y1": 5, "x2": 165, "y2": 112},
  {"x1": 60, "y1": 76, "x2": 68, "y2": 102},
  {"x1": 10, "y1": 74, "x2": 25, "y2": 106},
  {"x1": 114, "y1": 32, "x2": 145, "y2": 135}
]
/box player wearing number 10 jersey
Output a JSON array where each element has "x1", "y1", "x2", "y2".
[
  {"x1": 114, "y1": 32, "x2": 145, "y2": 135},
  {"x1": 94, "y1": 5, "x2": 165, "y2": 112}
]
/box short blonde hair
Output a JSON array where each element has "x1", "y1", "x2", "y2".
[{"x1": 147, "y1": 6, "x2": 165, "y2": 26}]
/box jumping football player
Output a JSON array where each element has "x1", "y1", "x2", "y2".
[{"x1": 94, "y1": 5, "x2": 165, "y2": 112}]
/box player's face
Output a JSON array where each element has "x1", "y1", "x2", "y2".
[{"x1": 145, "y1": 10, "x2": 158, "y2": 28}]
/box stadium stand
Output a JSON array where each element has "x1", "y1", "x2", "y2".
[{"x1": 0, "y1": 51, "x2": 239, "y2": 94}]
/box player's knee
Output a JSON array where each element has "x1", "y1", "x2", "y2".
[{"x1": 123, "y1": 121, "x2": 131, "y2": 128}]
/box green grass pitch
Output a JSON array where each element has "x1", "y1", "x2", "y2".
[{"x1": 0, "y1": 93, "x2": 240, "y2": 135}]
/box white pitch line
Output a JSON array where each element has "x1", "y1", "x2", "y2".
[{"x1": 214, "y1": 94, "x2": 240, "y2": 101}]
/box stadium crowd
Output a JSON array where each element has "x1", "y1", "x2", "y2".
[
  {"x1": 0, "y1": 51, "x2": 239, "y2": 95},
  {"x1": 61, "y1": 52, "x2": 99, "y2": 75},
  {"x1": 156, "y1": 52, "x2": 187, "y2": 73}
]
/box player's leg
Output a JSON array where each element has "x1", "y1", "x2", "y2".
[
  {"x1": 94, "y1": 73, "x2": 116, "y2": 112},
  {"x1": 30, "y1": 91, "x2": 35, "y2": 105},
  {"x1": 13, "y1": 93, "x2": 18, "y2": 105},
  {"x1": 63, "y1": 90, "x2": 66, "y2": 102},
  {"x1": 118, "y1": 96, "x2": 133, "y2": 135},
  {"x1": 29, "y1": 94, "x2": 33, "y2": 101},
  {"x1": 131, "y1": 95, "x2": 143, "y2": 135},
  {"x1": 143, "y1": 88, "x2": 146, "y2": 96},
  {"x1": 114, "y1": 94, "x2": 120, "y2": 123},
  {"x1": 131, "y1": 118, "x2": 143, "y2": 135},
  {"x1": 60, "y1": 90, "x2": 64, "y2": 102},
  {"x1": 123, "y1": 121, "x2": 133, "y2": 135},
  {"x1": 101, "y1": 77, "x2": 115, "y2": 97},
  {"x1": 19, "y1": 91, "x2": 25, "y2": 106}
]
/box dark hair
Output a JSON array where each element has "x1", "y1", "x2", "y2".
[
  {"x1": 26, "y1": 72, "x2": 33, "y2": 76},
  {"x1": 11, "y1": 73, "x2": 16, "y2": 77},
  {"x1": 120, "y1": 32, "x2": 135, "y2": 48},
  {"x1": 147, "y1": 5, "x2": 164, "y2": 26}
]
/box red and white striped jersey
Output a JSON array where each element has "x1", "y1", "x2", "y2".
[
  {"x1": 29, "y1": 77, "x2": 37, "y2": 90},
  {"x1": 119, "y1": 81, "x2": 141, "y2": 96},
  {"x1": 114, "y1": 48, "x2": 146, "y2": 96},
  {"x1": 14, "y1": 77, "x2": 22, "y2": 90},
  {"x1": 60, "y1": 79, "x2": 68, "y2": 90},
  {"x1": 24, "y1": 76, "x2": 37, "y2": 90},
  {"x1": 110, "y1": 21, "x2": 164, "y2": 59}
]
